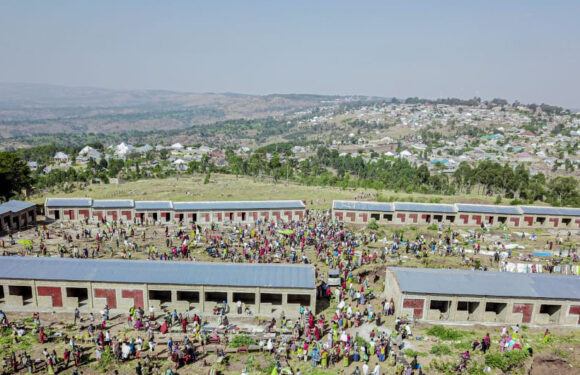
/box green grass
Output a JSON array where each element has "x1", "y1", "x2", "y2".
[
  {"x1": 403, "y1": 349, "x2": 427, "y2": 357},
  {"x1": 426, "y1": 325, "x2": 465, "y2": 341},
  {"x1": 32, "y1": 173, "x2": 498, "y2": 210},
  {"x1": 430, "y1": 344, "x2": 452, "y2": 355},
  {"x1": 229, "y1": 335, "x2": 257, "y2": 348}
]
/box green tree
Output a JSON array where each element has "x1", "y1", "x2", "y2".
[
  {"x1": 547, "y1": 176, "x2": 580, "y2": 206},
  {"x1": 0, "y1": 152, "x2": 33, "y2": 200}
]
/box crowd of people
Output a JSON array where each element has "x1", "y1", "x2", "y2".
[{"x1": 0, "y1": 207, "x2": 575, "y2": 374}]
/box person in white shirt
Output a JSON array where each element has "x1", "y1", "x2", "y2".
[{"x1": 362, "y1": 363, "x2": 369, "y2": 375}]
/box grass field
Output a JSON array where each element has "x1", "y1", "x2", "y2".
[{"x1": 31, "y1": 173, "x2": 497, "y2": 209}]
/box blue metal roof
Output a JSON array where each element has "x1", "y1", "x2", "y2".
[
  {"x1": 391, "y1": 267, "x2": 580, "y2": 300},
  {"x1": 0, "y1": 200, "x2": 36, "y2": 216},
  {"x1": 456, "y1": 204, "x2": 521, "y2": 215},
  {"x1": 173, "y1": 201, "x2": 305, "y2": 211},
  {"x1": 134, "y1": 201, "x2": 173, "y2": 210},
  {"x1": 45, "y1": 198, "x2": 92, "y2": 208},
  {"x1": 92, "y1": 200, "x2": 134, "y2": 209},
  {"x1": 332, "y1": 201, "x2": 394, "y2": 212},
  {"x1": 0, "y1": 257, "x2": 315, "y2": 289},
  {"x1": 394, "y1": 202, "x2": 456, "y2": 213},
  {"x1": 519, "y1": 206, "x2": 580, "y2": 217}
]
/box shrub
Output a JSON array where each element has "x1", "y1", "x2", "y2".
[
  {"x1": 403, "y1": 349, "x2": 426, "y2": 357},
  {"x1": 426, "y1": 223, "x2": 438, "y2": 231},
  {"x1": 485, "y1": 350, "x2": 529, "y2": 374},
  {"x1": 430, "y1": 344, "x2": 452, "y2": 355},
  {"x1": 368, "y1": 219, "x2": 379, "y2": 230},
  {"x1": 228, "y1": 335, "x2": 257, "y2": 348},
  {"x1": 426, "y1": 325, "x2": 465, "y2": 341}
]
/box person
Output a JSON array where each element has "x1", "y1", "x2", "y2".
[
  {"x1": 411, "y1": 355, "x2": 418, "y2": 369},
  {"x1": 74, "y1": 307, "x2": 80, "y2": 325},
  {"x1": 135, "y1": 361, "x2": 143, "y2": 375},
  {"x1": 237, "y1": 300, "x2": 242, "y2": 314},
  {"x1": 372, "y1": 363, "x2": 381, "y2": 375},
  {"x1": 352, "y1": 366, "x2": 361, "y2": 375},
  {"x1": 362, "y1": 362, "x2": 369, "y2": 375}
]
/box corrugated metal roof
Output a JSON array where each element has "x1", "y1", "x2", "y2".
[
  {"x1": 391, "y1": 267, "x2": 580, "y2": 300},
  {"x1": 0, "y1": 200, "x2": 35, "y2": 216},
  {"x1": 0, "y1": 257, "x2": 315, "y2": 289},
  {"x1": 45, "y1": 198, "x2": 92, "y2": 208},
  {"x1": 134, "y1": 201, "x2": 173, "y2": 210},
  {"x1": 332, "y1": 201, "x2": 394, "y2": 212},
  {"x1": 519, "y1": 206, "x2": 580, "y2": 217},
  {"x1": 173, "y1": 201, "x2": 305, "y2": 211},
  {"x1": 92, "y1": 200, "x2": 134, "y2": 209},
  {"x1": 456, "y1": 204, "x2": 521, "y2": 215},
  {"x1": 394, "y1": 202, "x2": 456, "y2": 213}
]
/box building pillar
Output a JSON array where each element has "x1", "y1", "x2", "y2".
[
  {"x1": 282, "y1": 293, "x2": 288, "y2": 305},
  {"x1": 311, "y1": 291, "x2": 317, "y2": 315},
  {"x1": 227, "y1": 291, "x2": 234, "y2": 310},
  {"x1": 88, "y1": 282, "x2": 94, "y2": 309},
  {"x1": 200, "y1": 286, "x2": 205, "y2": 313},
  {"x1": 171, "y1": 290, "x2": 177, "y2": 303},
  {"x1": 255, "y1": 287, "x2": 261, "y2": 314}
]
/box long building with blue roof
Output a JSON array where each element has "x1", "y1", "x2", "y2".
[
  {"x1": 0, "y1": 257, "x2": 316, "y2": 316},
  {"x1": 332, "y1": 200, "x2": 580, "y2": 229},
  {"x1": 44, "y1": 197, "x2": 580, "y2": 229},
  {"x1": 45, "y1": 198, "x2": 306, "y2": 224},
  {"x1": 385, "y1": 267, "x2": 580, "y2": 326}
]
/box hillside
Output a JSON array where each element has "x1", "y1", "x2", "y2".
[{"x1": 0, "y1": 83, "x2": 360, "y2": 138}]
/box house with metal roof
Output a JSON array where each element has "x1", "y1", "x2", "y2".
[
  {"x1": 332, "y1": 200, "x2": 580, "y2": 229},
  {"x1": 519, "y1": 206, "x2": 580, "y2": 229},
  {"x1": 456, "y1": 204, "x2": 523, "y2": 227},
  {"x1": 45, "y1": 198, "x2": 306, "y2": 225},
  {"x1": 392, "y1": 202, "x2": 457, "y2": 225},
  {"x1": 0, "y1": 257, "x2": 316, "y2": 317},
  {"x1": 385, "y1": 267, "x2": 580, "y2": 326},
  {"x1": 0, "y1": 200, "x2": 36, "y2": 233},
  {"x1": 92, "y1": 200, "x2": 135, "y2": 222},
  {"x1": 172, "y1": 200, "x2": 306, "y2": 225},
  {"x1": 45, "y1": 198, "x2": 92, "y2": 221}
]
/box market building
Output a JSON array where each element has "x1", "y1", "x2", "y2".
[
  {"x1": 332, "y1": 200, "x2": 580, "y2": 229},
  {"x1": 44, "y1": 198, "x2": 306, "y2": 225},
  {"x1": 0, "y1": 257, "x2": 316, "y2": 317},
  {"x1": 0, "y1": 200, "x2": 37, "y2": 234},
  {"x1": 385, "y1": 267, "x2": 580, "y2": 326}
]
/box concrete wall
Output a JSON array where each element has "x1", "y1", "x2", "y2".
[
  {"x1": 335, "y1": 206, "x2": 580, "y2": 230},
  {"x1": 0, "y1": 208, "x2": 36, "y2": 233},
  {"x1": 47, "y1": 205, "x2": 305, "y2": 226},
  {"x1": 384, "y1": 269, "x2": 580, "y2": 326},
  {"x1": 0, "y1": 279, "x2": 316, "y2": 317}
]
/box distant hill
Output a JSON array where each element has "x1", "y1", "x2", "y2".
[{"x1": 0, "y1": 83, "x2": 371, "y2": 138}]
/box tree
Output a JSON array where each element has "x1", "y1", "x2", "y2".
[
  {"x1": 0, "y1": 152, "x2": 33, "y2": 201},
  {"x1": 547, "y1": 176, "x2": 580, "y2": 206}
]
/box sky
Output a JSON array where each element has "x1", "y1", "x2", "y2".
[{"x1": 1, "y1": 1, "x2": 579, "y2": 108}]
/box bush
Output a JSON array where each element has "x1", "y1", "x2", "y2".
[
  {"x1": 485, "y1": 350, "x2": 529, "y2": 373},
  {"x1": 426, "y1": 325, "x2": 465, "y2": 341},
  {"x1": 430, "y1": 344, "x2": 452, "y2": 355},
  {"x1": 403, "y1": 349, "x2": 426, "y2": 357},
  {"x1": 228, "y1": 335, "x2": 257, "y2": 348},
  {"x1": 368, "y1": 219, "x2": 379, "y2": 230},
  {"x1": 426, "y1": 223, "x2": 438, "y2": 231}
]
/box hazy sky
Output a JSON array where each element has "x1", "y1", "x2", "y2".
[{"x1": 1, "y1": 1, "x2": 579, "y2": 107}]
